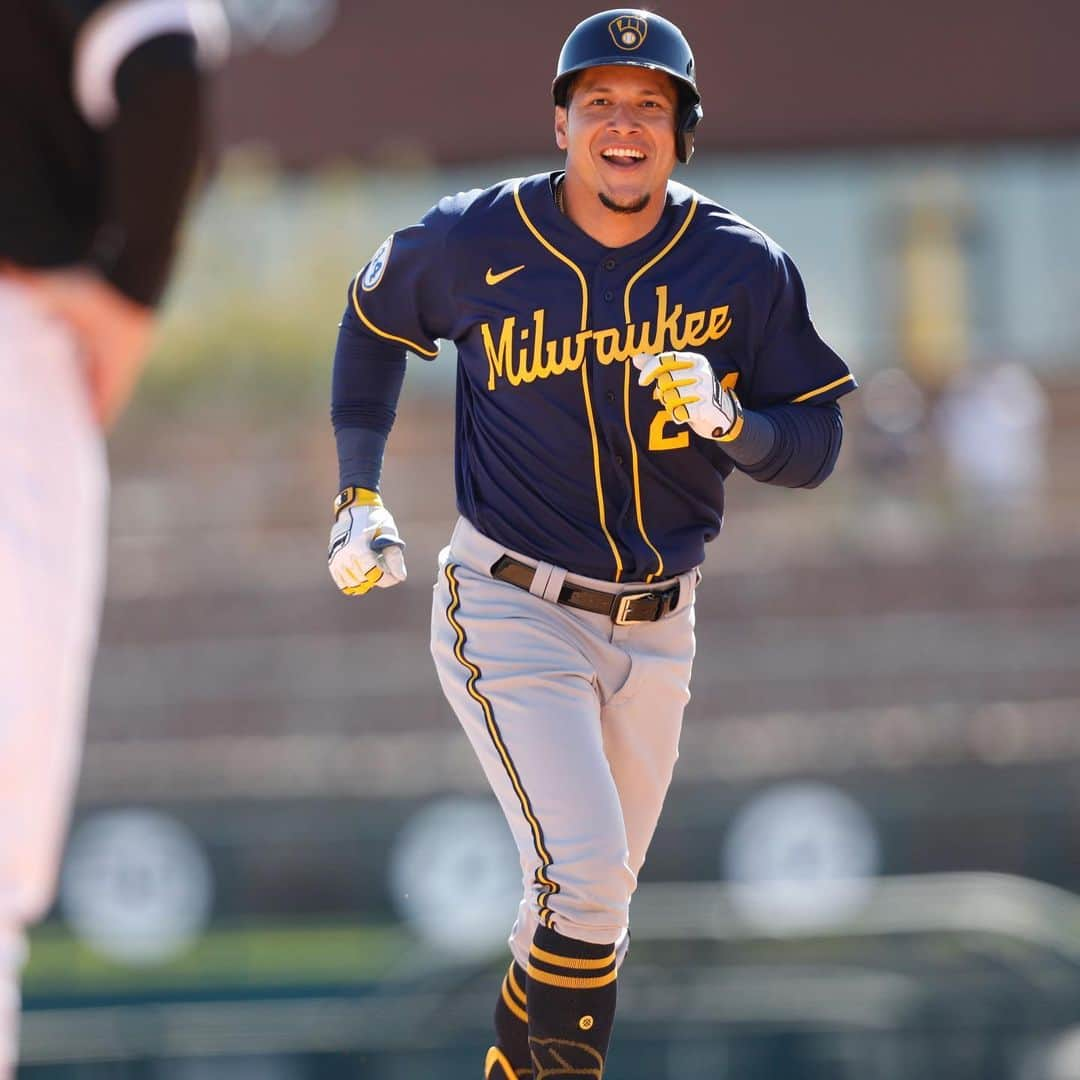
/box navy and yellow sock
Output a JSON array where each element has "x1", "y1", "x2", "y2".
[
  {"x1": 525, "y1": 926, "x2": 617, "y2": 1079},
  {"x1": 487, "y1": 959, "x2": 531, "y2": 1078}
]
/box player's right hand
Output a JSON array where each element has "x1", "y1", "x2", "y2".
[
  {"x1": 4, "y1": 265, "x2": 153, "y2": 430},
  {"x1": 327, "y1": 487, "x2": 407, "y2": 596},
  {"x1": 633, "y1": 351, "x2": 743, "y2": 442}
]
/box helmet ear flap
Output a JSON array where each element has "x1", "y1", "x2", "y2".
[{"x1": 677, "y1": 102, "x2": 703, "y2": 164}]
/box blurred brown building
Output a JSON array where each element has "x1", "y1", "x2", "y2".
[{"x1": 216, "y1": 0, "x2": 1080, "y2": 167}]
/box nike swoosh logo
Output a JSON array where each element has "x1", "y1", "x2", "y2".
[{"x1": 485, "y1": 264, "x2": 525, "y2": 286}]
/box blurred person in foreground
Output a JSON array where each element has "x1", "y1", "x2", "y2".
[
  {"x1": 327, "y1": 8, "x2": 855, "y2": 1077},
  {"x1": 0, "y1": 1, "x2": 226, "y2": 1072}
]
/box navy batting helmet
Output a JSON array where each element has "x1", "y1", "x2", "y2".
[{"x1": 552, "y1": 9, "x2": 703, "y2": 163}]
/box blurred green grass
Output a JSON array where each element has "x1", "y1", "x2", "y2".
[{"x1": 24, "y1": 921, "x2": 412, "y2": 994}]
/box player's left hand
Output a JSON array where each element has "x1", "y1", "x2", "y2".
[{"x1": 633, "y1": 351, "x2": 743, "y2": 441}]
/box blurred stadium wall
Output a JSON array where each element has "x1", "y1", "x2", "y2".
[{"x1": 19, "y1": 2, "x2": 1080, "y2": 1078}]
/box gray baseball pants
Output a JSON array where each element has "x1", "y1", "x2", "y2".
[{"x1": 430, "y1": 516, "x2": 696, "y2": 970}]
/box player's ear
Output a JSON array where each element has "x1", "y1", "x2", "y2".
[{"x1": 554, "y1": 106, "x2": 569, "y2": 151}]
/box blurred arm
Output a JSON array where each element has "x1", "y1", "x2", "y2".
[
  {"x1": 11, "y1": 3, "x2": 224, "y2": 428},
  {"x1": 90, "y1": 32, "x2": 207, "y2": 307},
  {"x1": 69, "y1": 0, "x2": 226, "y2": 305}
]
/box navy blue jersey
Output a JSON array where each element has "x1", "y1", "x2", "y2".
[{"x1": 346, "y1": 172, "x2": 855, "y2": 582}]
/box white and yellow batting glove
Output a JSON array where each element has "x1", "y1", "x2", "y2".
[
  {"x1": 327, "y1": 486, "x2": 407, "y2": 596},
  {"x1": 633, "y1": 351, "x2": 743, "y2": 442}
]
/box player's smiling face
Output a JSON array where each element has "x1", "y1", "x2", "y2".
[{"x1": 556, "y1": 65, "x2": 679, "y2": 221}]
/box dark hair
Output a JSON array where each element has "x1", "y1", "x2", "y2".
[{"x1": 556, "y1": 72, "x2": 580, "y2": 108}]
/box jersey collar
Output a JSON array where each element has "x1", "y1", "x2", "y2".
[{"x1": 518, "y1": 171, "x2": 689, "y2": 263}]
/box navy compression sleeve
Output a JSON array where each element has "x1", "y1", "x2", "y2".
[
  {"x1": 730, "y1": 401, "x2": 844, "y2": 489},
  {"x1": 330, "y1": 320, "x2": 407, "y2": 491}
]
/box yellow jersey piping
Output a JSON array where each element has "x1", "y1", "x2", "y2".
[
  {"x1": 791, "y1": 373, "x2": 855, "y2": 403},
  {"x1": 512, "y1": 179, "x2": 624, "y2": 581},
  {"x1": 622, "y1": 197, "x2": 699, "y2": 320},
  {"x1": 350, "y1": 272, "x2": 439, "y2": 358},
  {"x1": 621, "y1": 197, "x2": 698, "y2": 583}
]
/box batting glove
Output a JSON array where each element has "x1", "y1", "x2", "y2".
[
  {"x1": 633, "y1": 351, "x2": 743, "y2": 442},
  {"x1": 327, "y1": 486, "x2": 407, "y2": 596}
]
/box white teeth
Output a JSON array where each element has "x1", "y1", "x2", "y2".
[{"x1": 603, "y1": 148, "x2": 645, "y2": 160}]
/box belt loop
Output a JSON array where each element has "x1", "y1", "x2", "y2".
[
  {"x1": 541, "y1": 565, "x2": 568, "y2": 604},
  {"x1": 674, "y1": 569, "x2": 696, "y2": 614},
  {"x1": 448, "y1": 516, "x2": 468, "y2": 555},
  {"x1": 529, "y1": 562, "x2": 555, "y2": 598}
]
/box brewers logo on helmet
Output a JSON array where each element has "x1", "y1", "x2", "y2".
[
  {"x1": 552, "y1": 8, "x2": 703, "y2": 163},
  {"x1": 609, "y1": 14, "x2": 646, "y2": 50}
]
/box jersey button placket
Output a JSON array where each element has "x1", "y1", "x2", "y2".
[
  {"x1": 595, "y1": 260, "x2": 637, "y2": 576},
  {"x1": 590, "y1": 265, "x2": 632, "y2": 548}
]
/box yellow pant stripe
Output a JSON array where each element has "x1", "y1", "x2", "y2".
[
  {"x1": 526, "y1": 963, "x2": 618, "y2": 990},
  {"x1": 529, "y1": 944, "x2": 616, "y2": 971},
  {"x1": 443, "y1": 564, "x2": 560, "y2": 923}
]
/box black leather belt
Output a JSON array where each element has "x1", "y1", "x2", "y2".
[{"x1": 490, "y1": 554, "x2": 680, "y2": 625}]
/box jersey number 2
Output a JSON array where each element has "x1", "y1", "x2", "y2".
[{"x1": 648, "y1": 371, "x2": 739, "y2": 451}]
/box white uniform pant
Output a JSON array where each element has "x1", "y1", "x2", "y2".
[
  {"x1": 0, "y1": 282, "x2": 107, "y2": 1072},
  {"x1": 431, "y1": 516, "x2": 696, "y2": 972}
]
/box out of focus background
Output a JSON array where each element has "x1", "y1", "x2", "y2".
[{"x1": 20, "y1": 1, "x2": 1080, "y2": 1077}]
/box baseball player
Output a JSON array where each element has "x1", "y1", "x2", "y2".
[
  {"x1": 329, "y1": 9, "x2": 856, "y2": 1077},
  {"x1": 0, "y1": 1, "x2": 225, "y2": 1072}
]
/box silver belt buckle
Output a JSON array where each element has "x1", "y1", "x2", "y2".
[{"x1": 614, "y1": 590, "x2": 652, "y2": 625}]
